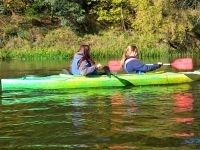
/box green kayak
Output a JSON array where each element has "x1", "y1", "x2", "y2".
[{"x1": 1, "y1": 71, "x2": 200, "y2": 91}]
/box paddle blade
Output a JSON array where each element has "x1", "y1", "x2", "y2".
[
  {"x1": 171, "y1": 58, "x2": 193, "y2": 70},
  {"x1": 108, "y1": 60, "x2": 122, "y2": 71}
]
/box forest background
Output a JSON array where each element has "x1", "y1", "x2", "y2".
[{"x1": 0, "y1": 0, "x2": 200, "y2": 60}]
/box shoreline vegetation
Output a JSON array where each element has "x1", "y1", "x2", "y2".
[{"x1": 0, "y1": 0, "x2": 200, "y2": 60}]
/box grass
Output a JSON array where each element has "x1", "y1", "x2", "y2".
[
  {"x1": 0, "y1": 28, "x2": 199, "y2": 60},
  {"x1": 1, "y1": 47, "x2": 199, "y2": 61}
]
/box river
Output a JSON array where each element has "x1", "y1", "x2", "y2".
[{"x1": 0, "y1": 57, "x2": 200, "y2": 149}]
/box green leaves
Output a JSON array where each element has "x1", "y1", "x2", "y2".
[
  {"x1": 89, "y1": 0, "x2": 133, "y2": 29},
  {"x1": 0, "y1": 0, "x2": 200, "y2": 52},
  {"x1": 54, "y1": 1, "x2": 86, "y2": 30},
  {"x1": 0, "y1": 4, "x2": 5, "y2": 14},
  {"x1": 4, "y1": 0, "x2": 28, "y2": 13},
  {"x1": 26, "y1": 0, "x2": 86, "y2": 31}
]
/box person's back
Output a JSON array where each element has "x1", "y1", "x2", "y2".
[
  {"x1": 71, "y1": 45, "x2": 102, "y2": 75},
  {"x1": 124, "y1": 57, "x2": 161, "y2": 74}
]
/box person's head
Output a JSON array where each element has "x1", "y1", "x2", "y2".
[
  {"x1": 125, "y1": 45, "x2": 138, "y2": 57},
  {"x1": 78, "y1": 45, "x2": 90, "y2": 58},
  {"x1": 121, "y1": 45, "x2": 138, "y2": 66},
  {"x1": 77, "y1": 45, "x2": 95, "y2": 68}
]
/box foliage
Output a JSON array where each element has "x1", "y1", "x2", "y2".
[
  {"x1": 25, "y1": 0, "x2": 86, "y2": 31},
  {"x1": 0, "y1": 0, "x2": 200, "y2": 60},
  {"x1": 173, "y1": 0, "x2": 199, "y2": 9},
  {"x1": 25, "y1": 0, "x2": 50, "y2": 16},
  {"x1": 38, "y1": 27, "x2": 80, "y2": 49},
  {"x1": 88, "y1": 0, "x2": 133, "y2": 30},
  {"x1": 54, "y1": 1, "x2": 86, "y2": 30},
  {"x1": 3, "y1": 0, "x2": 29, "y2": 14},
  {"x1": 130, "y1": 0, "x2": 197, "y2": 51},
  {"x1": 0, "y1": 4, "x2": 5, "y2": 14}
]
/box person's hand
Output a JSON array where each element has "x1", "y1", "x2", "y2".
[
  {"x1": 157, "y1": 62, "x2": 163, "y2": 65},
  {"x1": 96, "y1": 63, "x2": 103, "y2": 69},
  {"x1": 157, "y1": 62, "x2": 163, "y2": 67}
]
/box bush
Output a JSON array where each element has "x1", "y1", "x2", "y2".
[
  {"x1": 41, "y1": 27, "x2": 80, "y2": 49},
  {"x1": 4, "y1": 37, "x2": 31, "y2": 49}
]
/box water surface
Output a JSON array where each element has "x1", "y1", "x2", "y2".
[{"x1": 0, "y1": 57, "x2": 200, "y2": 149}]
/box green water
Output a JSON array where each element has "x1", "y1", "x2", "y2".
[{"x1": 0, "y1": 57, "x2": 200, "y2": 149}]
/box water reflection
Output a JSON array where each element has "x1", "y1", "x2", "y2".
[
  {"x1": 0, "y1": 56, "x2": 200, "y2": 78},
  {"x1": 109, "y1": 93, "x2": 138, "y2": 132},
  {"x1": 0, "y1": 60, "x2": 68, "y2": 78},
  {"x1": 173, "y1": 93, "x2": 195, "y2": 137},
  {"x1": 1, "y1": 56, "x2": 200, "y2": 149},
  {"x1": 1, "y1": 82, "x2": 200, "y2": 149},
  {"x1": 174, "y1": 93, "x2": 193, "y2": 113}
]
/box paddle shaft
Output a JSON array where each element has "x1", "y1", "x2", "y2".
[{"x1": 146, "y1": 63, "x2": 170, "y2": 66}]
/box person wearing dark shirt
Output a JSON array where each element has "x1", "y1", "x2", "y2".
[{"x1": 121, "y1": 45, "x2": 162, "y2": 74}]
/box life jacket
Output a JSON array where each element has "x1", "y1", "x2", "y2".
[
  {"x1": 124, "y1": 56, "x2": 135, "y2": 73},
  {"x1": 71, "y1": 52, "x2": 98, "y2": 75},
  {"x1": 71, "y1": 56, "x2": 81, "y2": 75},
  {"x1": 124, "y1": 57, "x2": 144, "y2": 74}
]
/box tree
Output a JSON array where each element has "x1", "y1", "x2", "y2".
[
  {"x1": 25, "y1": 0, "x2": 86, "y2": 31},
  {"x1": 53, "y1": 0, "x2": 86, "y2": 31},
  {"x1": 130, "y1": 0, "x2": 198, "y2": 50},
  {"x1": 88, "y1": 0, "x2": 134, "y2": 30},
  {"x1": 3, "y1": 0, "x2": 29, "y2": 14}
]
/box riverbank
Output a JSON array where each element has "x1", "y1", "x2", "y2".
[
  {"x1": 0, "y1": 1, "x2": 200, "y2": 60},
  {"x1": 0, "y1": 27, "x2": 199, "y2": 60}
]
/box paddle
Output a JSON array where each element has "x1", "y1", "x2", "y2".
[
  {"x1": 102, "y1": 66, "x2": 133, "y2": 86},
  {"x1": 108, "y1": 58, "x2": 193, "y2": 71}
]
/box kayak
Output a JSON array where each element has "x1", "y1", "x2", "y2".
[{"x1": 1, "y1": 71, "x2": 200, "y2": 91}]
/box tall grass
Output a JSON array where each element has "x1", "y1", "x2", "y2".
[{"x1": 0, "y1": 27, "x2": 199, "y2": 60}]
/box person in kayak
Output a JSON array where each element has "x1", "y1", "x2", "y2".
[
  {"x1": 121, "y1": 45, "x2": 162, "y2": 74},
  {"x1": 71, "y1": 45, "x2": 103, "y2": 75}
]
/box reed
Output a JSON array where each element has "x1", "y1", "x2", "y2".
[
  {"x1": 1, "y1": 47, "x2": 199, "y2": 61},
  {"x1": 0, "y1": 28, "x2": 199, "y2": 60}
]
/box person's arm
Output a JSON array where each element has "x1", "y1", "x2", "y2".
[
  {"x1": 79, "y1": 60, "x2": 97, "y2": 75},
  {"x1": 128, "y1": 60, "x2": 161, "y2": 72}
]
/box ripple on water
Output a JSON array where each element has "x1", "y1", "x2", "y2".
[{"x1": 1, "y1": 82, "x2": 200, "y2": 149}]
